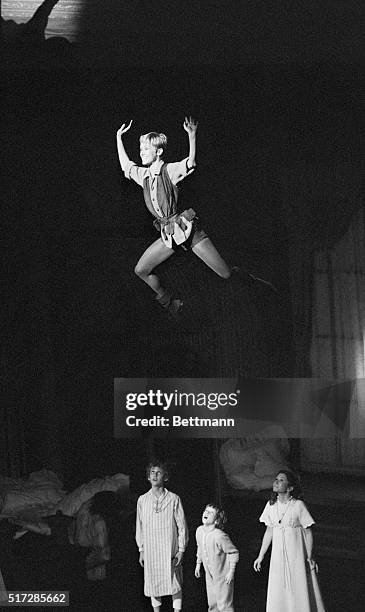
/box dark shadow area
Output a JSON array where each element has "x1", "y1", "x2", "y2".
[
  {"x1": 4, "y1": 10, "x2": 365, "y2": 472},
  {"x1": 52, "y1": 0, "x2": 365, "y2": 66},
  {"x1": 2, "y1": 3, "x2": 365, "y2": 610}
]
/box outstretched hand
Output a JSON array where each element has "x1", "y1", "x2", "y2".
[
  {"x1": 117, "y1": 120, "x2": 133, "y2": 136},
  {"x1": 183, "y1": 116, "x2": 198, "y2": 134}
]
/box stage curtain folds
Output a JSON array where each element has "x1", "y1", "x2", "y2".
[
  {"x1": 280, "y1": 137, "x2": 365, "y2": 375},
  {"x1": 302, "y1": 206, "x2": 365, "y2": 472}
]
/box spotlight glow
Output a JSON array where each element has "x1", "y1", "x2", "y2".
[{"x1": 2, "y1": 0, "x2": 85, "y2": 42}]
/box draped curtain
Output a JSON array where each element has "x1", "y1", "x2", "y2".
[
  {"x1": 311, "y1": 205, "x2": 365, "y2": 379},
  {"x1": 280, "y1": 134, "x2": 365, "y2": 376},
  {"x1": 301, "y1": 205, "x2": 365, "y2": 472},
  {"x1": 279, "y1": 128, "x2": 365, "y2": 474}
]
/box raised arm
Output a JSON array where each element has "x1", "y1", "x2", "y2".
[
  {"x1": 116, "y1": 120, "x2": 133, "y2": 172},
  {"x1": 183, "y1": 116, "x2": 198, "y2": 170}
]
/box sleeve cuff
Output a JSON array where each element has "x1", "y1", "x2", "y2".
[
  {"x1": 185, "y1": 158, "x2": 196, "y2": 174},
  {"x1": 124, "y1": 160, "x2": 137, "y2": 179}
]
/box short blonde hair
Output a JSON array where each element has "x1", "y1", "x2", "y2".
[{"x1": 140, "y1": 132, "x2": 168, "y2": 153}]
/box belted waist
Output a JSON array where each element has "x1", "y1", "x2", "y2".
[{"x1": 153, "y1": 208, "x2": 197, "y2": 235}]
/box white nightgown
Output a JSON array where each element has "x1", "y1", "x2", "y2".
[{"x1": 259, "y1": 499, "x2": 326, "y2": 612}]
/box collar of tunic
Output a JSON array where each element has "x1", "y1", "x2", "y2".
[{"x1": 148, "y1": 159, "x2": 164, "y2": 178}]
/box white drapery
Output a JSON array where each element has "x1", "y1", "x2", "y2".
[{"x1": 303, "y1": 205, "x2": 365, "y2": 472}]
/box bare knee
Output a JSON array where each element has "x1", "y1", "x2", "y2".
[{"x1": 134, "y1": 263, "x2": 149, "y2": 280}]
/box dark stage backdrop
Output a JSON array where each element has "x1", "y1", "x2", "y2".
[
  {"x1": 2, "y1": 2, "x2": 365, "y2": 478},
  {"x1": 3, "y1": 0, "x2": 365, "y2": 65},
  {"x1": 2, "y1": 54, "x2": 294, "y2": 477}
]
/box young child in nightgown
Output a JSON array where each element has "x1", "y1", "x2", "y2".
[
  {"x1": 253, "y1": 470, "x2": 325, "y2": 612},
  {"x1": 195, "y1": 503, "x2": 239, "y2": 612}
]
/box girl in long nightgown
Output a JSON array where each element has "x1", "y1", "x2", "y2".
[{"x1": 253, "y1": 470, "x2": 325, "y2": 612}]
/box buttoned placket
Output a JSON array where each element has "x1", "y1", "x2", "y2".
[
  {"x1": 149, "y1": 173, "x2": 163, "y2": 217},
  {"x1": 203, "y1": 531, "x2": 214, "y2": 578}
]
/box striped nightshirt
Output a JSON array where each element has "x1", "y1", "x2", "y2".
[{"x1": 136, "y1": 488, "x2": 188, "y2": 597}]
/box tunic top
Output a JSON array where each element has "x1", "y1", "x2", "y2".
[
  {"x1": 259, "y1": 499, "x2": 326, "y2": 612},
  {"x1": 136, "y1": 489, "x2": 188, "y2": 597},
  {"x1": 124, "y1": 158, "x2": 196, "y2": 247},
  {"x1": 196, "y1": 526, "x2": 239, "y2": 580}
]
